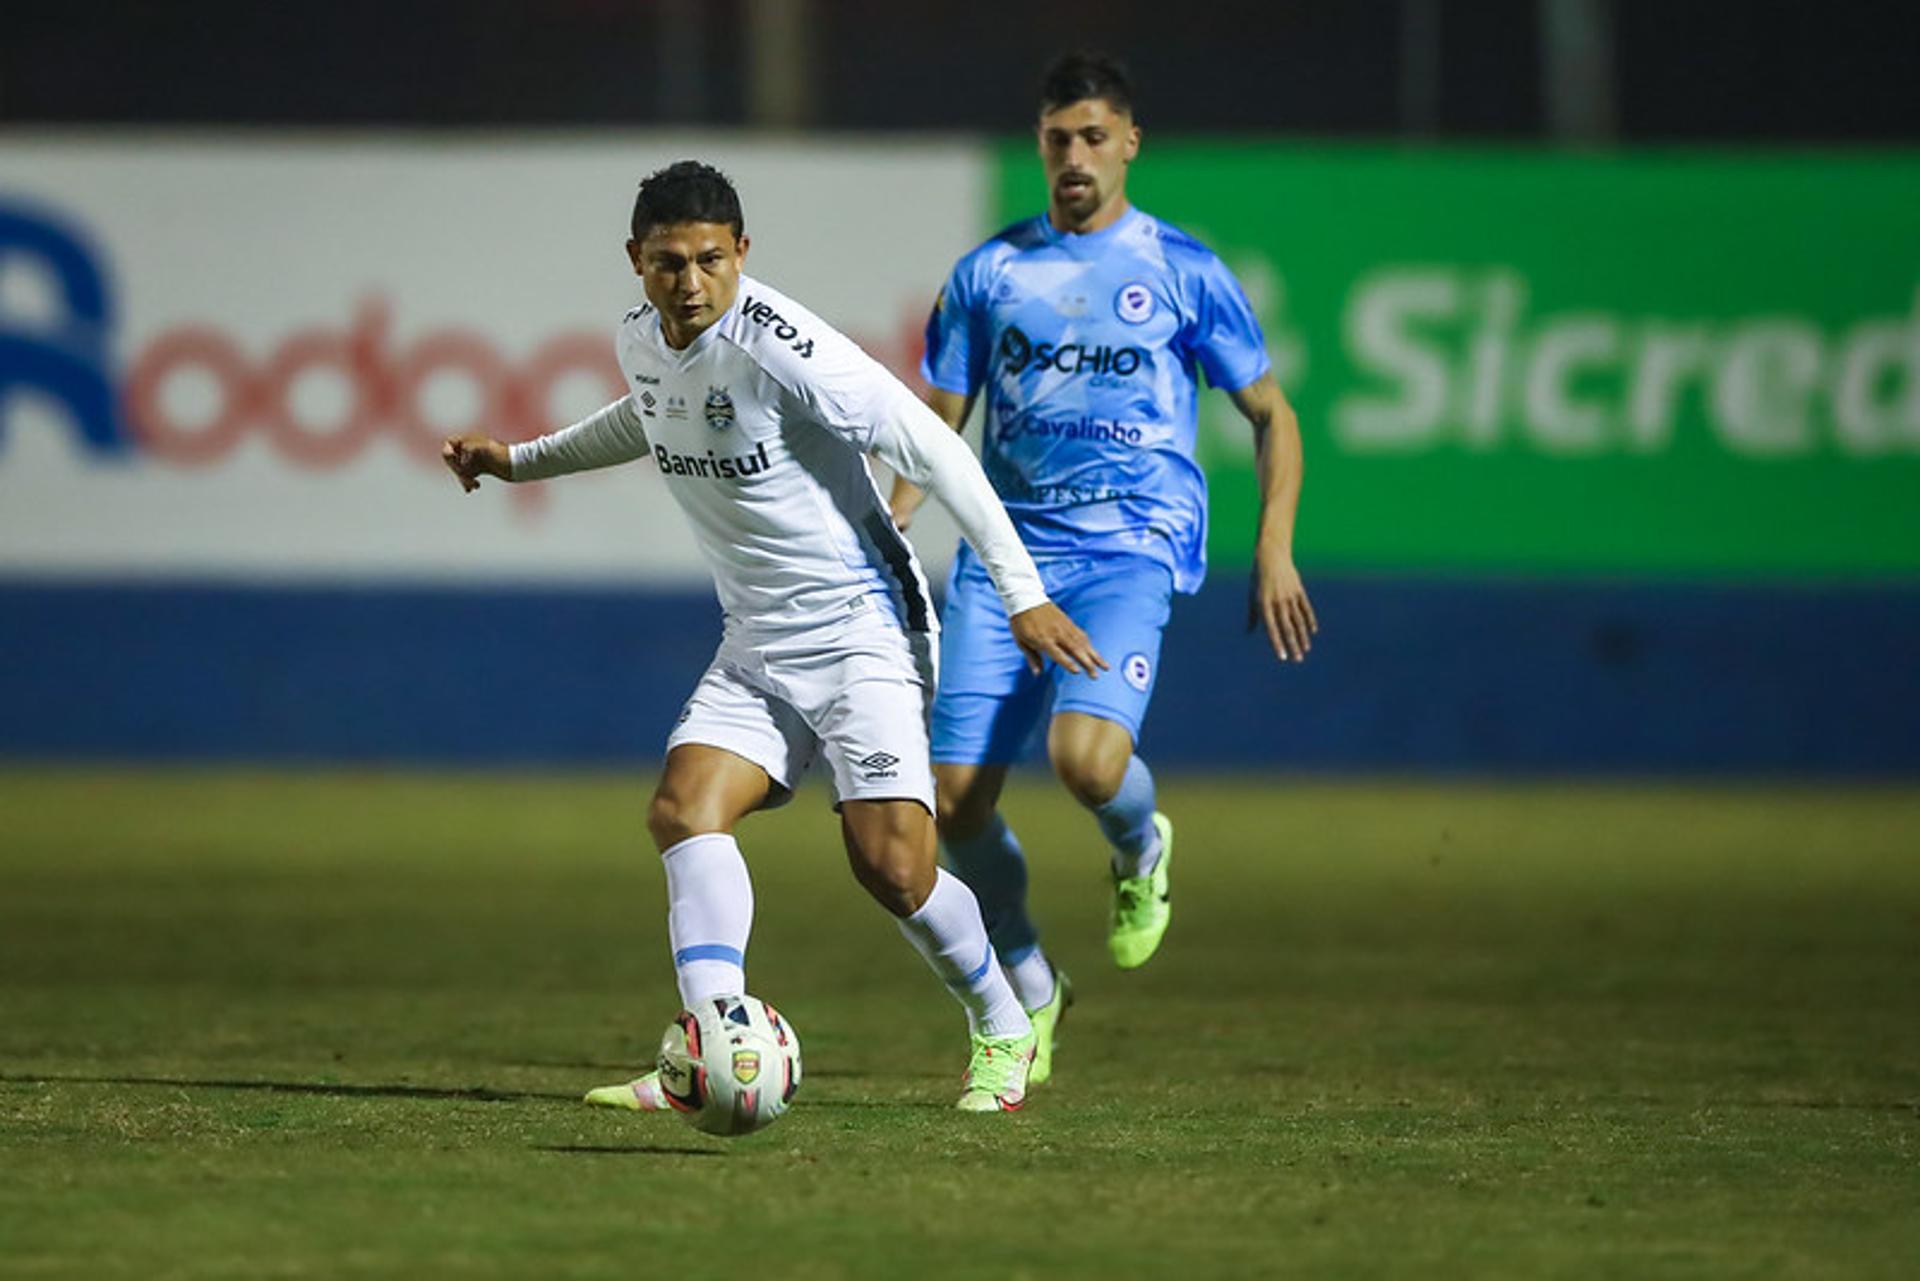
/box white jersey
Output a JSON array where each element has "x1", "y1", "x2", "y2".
[{"x1": 510, "y1": 274, "x2": 1048, "y2": 637}]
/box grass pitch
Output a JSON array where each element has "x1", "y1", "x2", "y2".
[{"x1": 2, "y1": 770, "x2": 1917, "y2": 1279}]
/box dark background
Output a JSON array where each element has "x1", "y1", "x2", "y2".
[{"x1": 4, "y1": 0, "x2": 1916, "y2": 140}]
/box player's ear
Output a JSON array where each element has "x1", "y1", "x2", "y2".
[
  {"x1": 625, "y1": 239, "x2": 644, "y2": 273},
  {"x1": 1124, "y1": 125, "x2": 1141, "y2": 163},
  {"x1": 735, "y1": 233, "x2": 750, "y2": 265}
]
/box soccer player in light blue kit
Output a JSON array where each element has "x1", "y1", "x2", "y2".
[{"x1": 891, "y1": 53, "x2": 1317, "y2": 1085}]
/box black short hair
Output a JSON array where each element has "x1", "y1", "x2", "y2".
[
  {"x1": 1038, "y1": 51, "x2": 1136, "y2": 117},
  {"x1": 630, "y1": 160, "x2": 744, "y2": 243}
]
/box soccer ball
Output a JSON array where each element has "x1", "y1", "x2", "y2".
[{"x1": 657, "y1": 994, "x2": 801, "y2": 1136}]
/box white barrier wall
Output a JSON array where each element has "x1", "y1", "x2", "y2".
[{"x1": 0, "y1": 134, "x2": 981, "y2": 583}]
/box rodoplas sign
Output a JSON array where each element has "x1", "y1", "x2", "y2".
[
  {"x1": 0, "y1": 137, "x2": 981, "y2": 582},
  {"x1": 993, "y1": 145, "x2": 1920, "y2": 577}
]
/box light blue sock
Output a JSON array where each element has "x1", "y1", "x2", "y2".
[
  {"x1": 1094, "y1": 756, "x2": 1162, "y2": 878},
  {"x1": 942, "y1": 813, "x2": 1043, "y2": 967}
]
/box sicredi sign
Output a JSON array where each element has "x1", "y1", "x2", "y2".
[
  {"x1": 1335, "y1": 271, "x2": 1920, "y2": 458},
  {"x1": 1024, "y1": 145, "x2": 1920, "y2": 576},
  {"x1": 0, "y1": 137, "x2": 978, "y2": 582}
]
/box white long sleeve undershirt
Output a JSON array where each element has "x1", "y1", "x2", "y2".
[
  {"x1": 508, "y1": 392, "x2": 1048, "y2": 620},
  {"x1": 509, "y1": 397, "x2": 650, "y2": 481},
  {"x1": 860, "y1": 389, "x2": 1048, "y2": 618}
]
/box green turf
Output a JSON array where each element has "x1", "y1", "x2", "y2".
[{"x1": 2, "y1": 770, "x2": 1916, "y2": 1279}]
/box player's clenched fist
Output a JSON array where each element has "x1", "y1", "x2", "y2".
[
  {"x1": 442, "y1": 434, "x2": 512, "y2": 492},
  {"x1": 1009, "y1": 602, "x2": 1109, "y2": 678}
]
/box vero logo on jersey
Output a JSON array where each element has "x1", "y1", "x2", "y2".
[
  {"x1": 998, "y1": 326, "x2": 1144, "y2": 379},
  {"x1": 739, "y1": 295, "x2": 815, "y2": 359}
]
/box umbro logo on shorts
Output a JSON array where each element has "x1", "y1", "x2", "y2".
[{"x1": 855, "y1": 750, "x2": 900, "y2": 779}]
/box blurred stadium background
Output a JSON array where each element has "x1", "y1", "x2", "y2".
[
  {"x1": 3, "y1": 3, "x2": 1917, "y2": 1277},
  {"x1": 2, "y1": 0, "x2": 1916, "y2": 770}
]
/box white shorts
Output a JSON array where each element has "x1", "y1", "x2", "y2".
[{"x1": 666, "y1": 619, "x2": 938, "y2": 813}]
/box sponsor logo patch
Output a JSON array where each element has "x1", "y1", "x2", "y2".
[
  {"x1": 740, "y1": 295, "x2": 816, "y2": 359},
  {"x1": 998, "y1": 326, "x2": 1144, "y2": 379},
  {"x1": 1123, "y1": 653, "x2": 1153, "y2": 692},
  {"x1": 653, "y1": 440, "x2": 771, "y2": 481},
  {"x1": 1115, "y1": 281, "x2": 1155, "y2": 324},
  {"x1": 855, "y1": 750, "x2": 900, "y2": 780}
]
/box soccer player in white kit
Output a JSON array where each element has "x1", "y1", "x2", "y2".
[{"x1": 442, "y1": 161, "x2": 1105, "y2": 1112}]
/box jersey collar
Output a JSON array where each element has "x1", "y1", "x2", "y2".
[
  {"x1": 1040, "y1": 205, "x2": 1143, "y2": 254},
  {"x1": 649, "y1": 286, "x2": 747, "y2": 365}
]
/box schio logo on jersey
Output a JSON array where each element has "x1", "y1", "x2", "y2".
[
  {"x1": 739, "y1": 295, "x2": 815, "y2": 359},
  {"x1": 704, "y1": 385, "x2": 735, "y2": 431},
  {"x1": 997, "y1": 326, "x2": 1144, "y2": 379},
  {"x1": 998, "y1": 327, "x2": 1033, "y2": 372}
]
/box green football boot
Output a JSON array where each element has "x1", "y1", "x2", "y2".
[
  {"x1": 1025, "y1": 971, "x2": 1074, "y2": 1087},
  {"x1": 583, "y1": 1070, "x2": 672, "y2": 1112},
  {"x1": 1108, "y1": 811, "x2": 1174, "y2": 969},
  {"x1": 956, "y1": 1028, "x2": 1037, "y2": 1112}
]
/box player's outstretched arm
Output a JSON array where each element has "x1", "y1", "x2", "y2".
[
  {"x1": 887, "y1": 387, "x2": 973, "y2": 531},
  {"x1": 442, "y1": 434, "x2": 512, "y2": 492},
  {"x1": 445, "y1": 397, "x2": 651, "y2": 493},
  {"x1": 867, "y1": 389, "x2": 1106, "y2": 678},
  {"x1": 1228, "y1": 374, "x2": 1318, "y2": 663}
]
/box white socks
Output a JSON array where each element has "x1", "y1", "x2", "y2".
[
  {"x1": 897, "y1": 869, "x2": 1031, "y2": 1039},
  {"x1": 662, "y1": 837, "x2": 1030, "y2": 1040},
  {"x1": 662, "y1": 832, "x2": 753, "y2": 1006}
]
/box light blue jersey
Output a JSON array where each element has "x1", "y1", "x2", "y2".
[{"x1": 922, "y1": 206, "x2": 1268, "y2": 595}]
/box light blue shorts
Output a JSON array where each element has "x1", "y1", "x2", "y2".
[{"x1": 930, "y1": 548, "x2": 1175, "y2": 764}]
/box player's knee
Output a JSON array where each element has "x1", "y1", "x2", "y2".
[
  {"x1": 850, "y1": 846, "x2": 932, "y2": 916},
  {"x1": 1051, "y1": 748, "x2": 1126, "y2": 809},
  {"x1": 935, "y1": 786, "x2": 995, "y2": 842},
  {"x1": 647, "y1": 788, "x2": 720, "y2": 850}
]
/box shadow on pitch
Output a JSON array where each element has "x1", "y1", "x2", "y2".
[
  {"x1": 0, "y1": 1072, "x2": 577, "y2": 1103},
  {"x1": 504, "y1": 1061, "x2": 923, "y2": 1082},
  {"x1": 533, "y1": 1143, "x2": 726, "y2": 1158}
]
